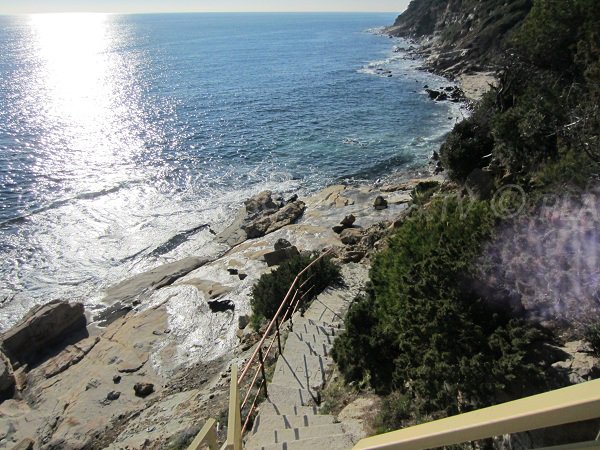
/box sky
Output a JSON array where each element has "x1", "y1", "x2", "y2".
[{"x1": 0, "y1": 0, "x2": 412, "y2": 14}]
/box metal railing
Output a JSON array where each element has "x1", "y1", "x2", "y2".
[
  {"x1": 236, "y1": 249, "x2": 334, "y2": 435},
  {"x1": 352, "y1": 378, "x2": 600, "y2": 450},
  {"x1": 187, "y1": 249, "x2": 334, "y2": 450}
]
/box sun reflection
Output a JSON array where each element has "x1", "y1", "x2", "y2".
[
  {"x1": 26, "y1": 13, "x2": 146, "y2": 193},
  {"x1": 30, "y1": 14, "x2": 112, "y2": 126}
]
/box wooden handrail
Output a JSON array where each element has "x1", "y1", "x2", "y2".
[
  {"x1": 353, "y1": 379, "x2": 600, "y2": 450},
  {"x1": 186, "y1": 418, "x2": 218, "y2": 450}
]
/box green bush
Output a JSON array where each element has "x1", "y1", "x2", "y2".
[
  {"x1": 250, "y1": 253, "x2": 340, "y2": 328},
  {"x1": 585, "y1": 323, "x2": 600, "y2": 358},
  {"x1": 374, "y1": 391, "x2": 412, "y2": 433},
  {"x1": 440, "y1": 94, "x2": 496, "y2": 182},
  {"x1": 332, "y1": 197, "x2": 546, "y2": 418}
]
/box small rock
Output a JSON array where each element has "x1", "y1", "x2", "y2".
[
  {"x1": 340, "y1": 214, "x2": 356, "y2": 228},
  {"x1": 106, "y1": 391, "x2": 121, "y2": 401},
  {"x1": 274, "y1": 238, "x2": 292, "y2": 251},
  {"x1": 340, "y1": 228, "x2": 363, "y2": 246},
  {"x1": 332, "y1": 225, "x2": 345, "y2": 234},
  {"x1": 85, "y1": 379, "x2": 101, "y2": 391},
  {"x1": 342, "y1": 251, "x2": 366, "y2": 263},
  {"x1": 374, "y1": 196, "x2": 388, "y2": 210},
  {"x1": 113, "y1": 375, "x2": 121, "y2": 384},
  {"x1": 238, "y1": 315, "x2": 250, "y2": 330},
  {"x1": 133, "y1": 382, "x2": 154, "y2": 398},
  {"x1": 227, "y1": 268, "x2": 239, "y2": 275},
  {"x1": 238, "y1": 273, "x2": 248, "y2": 281},
  {"x1": 286, "y1": 194, "x2": 299, "y2": 203}
]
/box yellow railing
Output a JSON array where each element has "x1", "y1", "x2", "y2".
[
  {"x1": 353, "y1": 378, "x2": 600, "y2": 450},
  {"x1": 186, "y1": 418, "x2": 218, "y2": 450}
]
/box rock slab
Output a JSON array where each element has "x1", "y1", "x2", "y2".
[{"x1": 1, "y1": 300, "x2": 86, "y2": 366}]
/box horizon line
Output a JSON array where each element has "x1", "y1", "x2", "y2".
[{"x1": 0, "y1": 10, "x2": 399, "y2": 16}]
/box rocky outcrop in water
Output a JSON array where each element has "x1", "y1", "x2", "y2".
[{"x1": 217, "y1": 191, "x2": 306, "y2": 246}]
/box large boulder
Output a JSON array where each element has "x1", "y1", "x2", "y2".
[
  {"x1": 242, "y1": 201, "x2": 306, "y2": 239},
  {"x1": 244, "y1": 190, "x2": 279, "y2": 216},
  {"x1": 1, "y1": 300, "x2": 86, "y2": 366}
]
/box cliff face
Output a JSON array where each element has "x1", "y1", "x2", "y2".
[{"x1": 388, "y1": 0, "x2": 532, "y2": 74}]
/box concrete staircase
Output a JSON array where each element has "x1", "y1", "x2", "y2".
[{"x1": 244, "y1": 264, "x2": 367, "y2": 450}]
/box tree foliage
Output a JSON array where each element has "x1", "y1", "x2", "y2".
[
  {"x1": 332, "y1": 198, "x2": 546, "y2": 420},
  {"x1": 251, "y1": 253, "x2": 340, "y2": 327},
  {"x1": 441, "y1": 0, "x2": 600, "y2": 182}
]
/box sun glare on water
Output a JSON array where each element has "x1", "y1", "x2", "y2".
[
  {"x1": 26, "y1": 13, "x2": 149, "y2": 180},
  {"x1": 30, "y1": 14, "x2": 112, "y2": 127}
]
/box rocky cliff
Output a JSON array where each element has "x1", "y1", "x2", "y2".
[{"x1": 388, "y1": 0, "x2": 532, "y2": 74}]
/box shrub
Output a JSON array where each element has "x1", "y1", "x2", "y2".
[
  {"x1": 440, "y1": 94, "x2": 496, "y2": 182},
  {"x1": 333, "y1": 197, "x2": 547, "y2": 418},
  {"x1": 374, "y1": 391, "x2": 412, "y2": 433},
  {"x1": 585, "y1": 322, "x2": 600, "y2": 358},
  {"x1": 250, "y1": 253, "x2": 340, "y2": 328}
]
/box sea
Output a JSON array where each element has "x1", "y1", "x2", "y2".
[{"x1": 0, "y1": 12, "x2": 462, "y2": 330}]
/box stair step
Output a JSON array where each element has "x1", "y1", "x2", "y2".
[
  {"x1": 290, "y1": 330, "x2": 335, "y2": 348},
  {"x1": 272, "y1": 353, "x2": 330, "y2": 391},
  {"x1": 263, "y1": 383, "x2": 317, "y2": 407},
  {"x1": 284, "y1": 333, "x2": 332, "y2": 357},
  {"x1": 246, "y1": 423, "x2": 345, "y2": 448},
  {"x1": 246, "y1": 433, "x2": 355, "y2": 450},
  {"x1": 257, "y1": 402, "x2": 319, "y2": 416},
  {"x1": 251, "y1": 414, "x2": 336, "y2": 435},
  {"x1": 290, "y1": 320, "x2": 341, "y2": 338}
]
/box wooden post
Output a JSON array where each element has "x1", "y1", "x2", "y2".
[
  {"x1": 187, "y1": 418, "x2": 218, "y2": 450},
  {"x1": 226, "y1": 364, "x2": 242, "y2": 450}
]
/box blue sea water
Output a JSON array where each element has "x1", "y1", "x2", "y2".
[{"x1": 0, "y1": 13, "x2": 461, "y2": 329}]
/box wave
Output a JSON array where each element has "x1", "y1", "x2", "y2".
[{"x1": 0, "y1": 182, "x2": 137, "y2": 229}]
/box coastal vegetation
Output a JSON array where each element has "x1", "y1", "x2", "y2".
[
  {"x1": 250, "y1": 253, "x2": 340, "y2": 329},
  {"x1": 334, "y1": 0, "x2": 600, "y2": 434}
]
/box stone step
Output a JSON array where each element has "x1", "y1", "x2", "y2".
[
  {"x1": 246, "y1": 433, "x2": 355, "y2": 450},
  {"x1": 251, "y1": 414, "x2": 336, "y2": 435},
  {"x1": 263, "y1": 383, "x2": 317, "y2": 407},
  {"x1": 284, "y1": 333, "x2": 332, "y2": 358},
  {"x1": 302, "y1": 293, "x2": 348, "y2": 324},
  {"x1": 257, "y1": 402, "x2": 319, "y2": 416},
  {"x1": 272, "y1": 353, "x2": 331, "y2": 391},
  {"x1": 246, "y1": 423, "x2": 346, "y2": 448},
  {"x1": 290, "y1": 319, "x2": 341, "y2": 338},
  {"x1": 290, "y1": 330, "x2": 335, "y2": 348}
]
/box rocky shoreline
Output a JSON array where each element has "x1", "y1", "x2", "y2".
[
  {"x1": 0, "y1": 27, "x2": 493, "y2": 447},
  {"x1": 0, "y1": 170, "x2": 445, "y2": 449}
]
